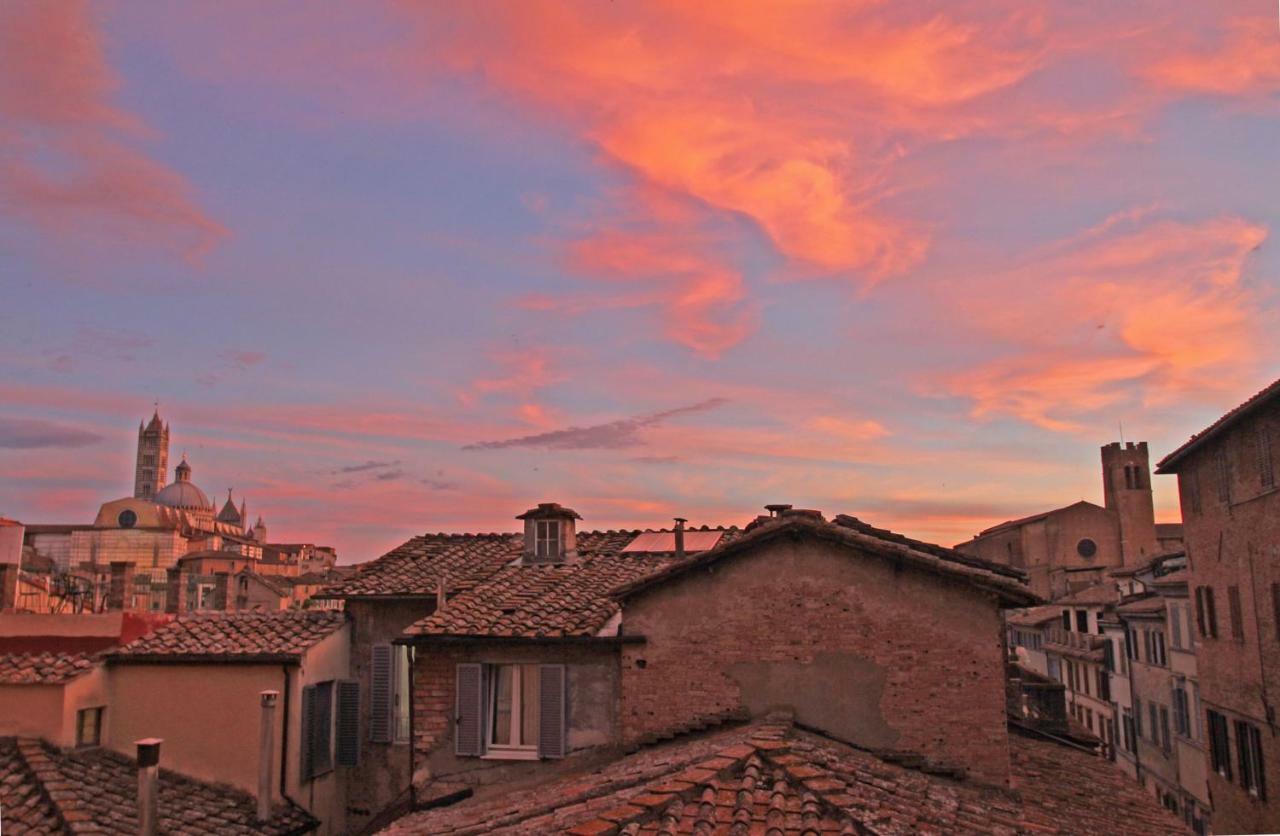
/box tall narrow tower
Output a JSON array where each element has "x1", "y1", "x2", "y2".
[
  {"x1": 134, "y1": 410, "x2": 170, "y2": 500},
  {"x1": 1101, "y1": 441, "x2": 1161, "y2": 565}
]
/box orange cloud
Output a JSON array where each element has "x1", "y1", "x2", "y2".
[
  {"x1": 0, "y1": 0, "x2": 225, "y2": 260},
  {"x1": 943, "y1": 215, "x2": 1268, "y2": 431},
  {"x1": 565, "y1": 230, "x2": 759, "y2": 358},
  {"x1": 1146, "y1": 16, "x2": 1280, "y2": 97}
]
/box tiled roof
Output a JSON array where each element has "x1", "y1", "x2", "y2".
[
  {"x1": 403, "y1": 514, "x2": 1035, "y2": 640},
  {"x1": 1055, "y1": 583, "x2": 1120, "y2": 606},
  {"x1": 1117, "y1": 595, "x2": 1169, "y2": 616},
  {"x1": 404, "y1": 528, "x2": 741, "y2": 638},
  {"x1": 380, "y1": 719, "x2": 1185, "y2": 835},
  {"x1": 405, "y1": 556, "x2": 675, "y2": 639},
  {"x1": 1157, "y1": 376, "x2": 1280, "y2": 472},
  {"x1": 615, "y1": 514, "x2": 1037, "y2": 607},
  {"x1": 316, "y1": 532, "x2": 521, "y2": 598},
  {"x1": 319, "y1": 528, "x2": 739, "y2": 600},
  {"x1": 0, "y1": 652, "x2": 99, "y2": 685},
  {"x1": 0, "y1": 737, "x2": 316, "y2": 834},
  {"x1": 1005, "y1": 605, "x2": 1062, "y2": 628},
  {"x1": 108, "y1": 611, "x2": 346, "y2": 662},
  {"x1": 969, "y1": 500, "x2": 1103, "y2": 539}
]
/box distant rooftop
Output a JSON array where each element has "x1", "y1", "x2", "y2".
[{"x1": 108, "y1": 611, "x2": 346, "y2": 663}]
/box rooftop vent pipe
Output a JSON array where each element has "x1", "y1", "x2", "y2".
[
  {"x1": 136, "y1": 737, "x2": 163, "y2": 836},
  {"x1": 673, "y1": 518, "x2": 687, "y2": 559}
]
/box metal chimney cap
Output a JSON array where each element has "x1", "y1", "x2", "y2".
[
  {"x1": 136, "y1": 738, "x2": 163, "y2": 767},
  {"x1": 260, "y1": 690, "x2": 280, "y2": 707},
  {"x1": 673, "y1": 517, "x2": 688, "y2": 525},
  {"x1": 764, "y1": 504, "x2": 793, "y2": 516}
]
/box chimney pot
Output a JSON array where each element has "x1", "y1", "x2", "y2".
[
  {"x1": 136, "y1": 737, "x2": 163, "y2": 836},
  {"x1": 258, "y1": 690, "x2": 279, "y2": 823},
  {"x1": 764, "y1": 504, "x2": 793, "y2": 517}
]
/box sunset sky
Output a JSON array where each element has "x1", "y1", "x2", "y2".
[{"x1": 2, "y1": 1, "x2": 1278, "y2": 562}]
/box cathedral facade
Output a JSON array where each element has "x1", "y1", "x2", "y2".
[{"x1": 26, "y1": 410, "x2": 269, "y2": 581}]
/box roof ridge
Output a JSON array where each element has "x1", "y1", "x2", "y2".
[{"x1": 12, "y1": 738, "x2": 73, "y2": 833}]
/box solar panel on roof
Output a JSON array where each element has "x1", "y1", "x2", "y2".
[{"x1": 619, "y1": 530, "x2": 723, "y2": 553}]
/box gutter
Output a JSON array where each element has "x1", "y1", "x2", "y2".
[
  {"x1": 106, "y1": 653, "x2": 302, "y2": 665},
  {"x1": 396, "y1": 634, "x2": 646, "y2": 646}
]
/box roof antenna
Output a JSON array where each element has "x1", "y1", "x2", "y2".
[{"x1": 1118, "y1": 418, "x2": 1125, "y2": 444}]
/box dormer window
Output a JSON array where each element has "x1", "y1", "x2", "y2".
[
  {"x1": 516, "y1": 502, "x2": 582, "y2": 564},
  {"x1": 535, "y1": 520, "x2": 561, "y2": 560}
]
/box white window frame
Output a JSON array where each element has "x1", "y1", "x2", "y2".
[
  {"x1": 534, "y1": 520, "x2": 561, "y2": 559},
  {"x1": 483, "y1": 663, "x2": 540, "y2": 760}
]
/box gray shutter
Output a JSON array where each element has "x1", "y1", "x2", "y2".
[
  {"x1": 336, "y1": 680, "x2": 360, "y2": 767},
  {"x1": 455, "y1": 663, "x2": 484, "y2": 756},
  {"x1": 538, "y1": 664, "x2": 567, "y2": 759},
  {"x1": 301, "y1": 684, "x2": 316, "y2": 780},
  {"x1": 370, "y1": 644, "x2": 393, "y2": 743}
]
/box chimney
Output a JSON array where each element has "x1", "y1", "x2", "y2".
[
  {"x1": 212, "y1": 572, "x2": 231, "y2": 611},
  {"x1": 107, "y1": 562, "x2": 136, "y2": 611},
  {"x1": 0, "y1": 563, "x2": 18, "y2": 612},
  {"x1": 436, "y1": 575, "x2": 448, "y2": 612},
  {"x1": 136, "y1": 737, "x2": 163, "y2": 836},
  {"x1": 164, "y1": 568, "x2": 188, "y2": 614},
  {"x1": 673, "y1": 518, "x2": 687, "y2": 559},
  {"x1": 258, "y1": 690, "x2": 279, "y2": 823},
  {"x1": 764, "y1": 504, "x2": 792, "y2": 518}
]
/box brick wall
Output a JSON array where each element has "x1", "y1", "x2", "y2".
[
  {"x1": 1168, "y1": 397, "x2": 1280, "y2": 834},
  {"x1": 410, "y1": 642, "x2": 619, "y2": 791},
  {"x1": 617, "y1": 536, "x2": 1013, "y2": 786}
]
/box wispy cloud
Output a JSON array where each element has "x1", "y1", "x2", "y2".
[
  {"x1": 0, "y1": 417, "x2": 103, "y2": 449},
  {"x1": 335, "y1": 459, "x2": 401, "y2": 475},
  {"x1": 464, "y1": 398, "x2": 729, "y2": 451}
]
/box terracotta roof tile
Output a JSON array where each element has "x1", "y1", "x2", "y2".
[
  {"x1": 0, "y1": 653, "x2": 99, "y2": 685},
  {"x1": 108, "y1": 611, "x2": 345, "y2": 661},
  {"x1": 317, "y1": 533, "x2": 522, "y2": 598},
  {"x1": 0, "y1": 737, "x2": 316, "y2": 834},
  {"x1": 380, "y1": 721, "x2": 1184, "y2": 835}
]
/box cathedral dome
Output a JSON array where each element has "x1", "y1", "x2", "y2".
[
  {"x1": 153, "y1": 480, "x2": 211, "y2": 511},
  {"x1": 153, "y1": 455, "x2": 211, "y2": 511}
]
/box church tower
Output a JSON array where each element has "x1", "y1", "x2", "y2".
[
  {"x1": 134, "y1": 409, "x2": 170, "y2": 500},
  {"x1": 1101, "y1": 441, "x2": 1160, "y2": 566}
]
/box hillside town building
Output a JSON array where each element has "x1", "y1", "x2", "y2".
[
  {"x1": 1156, "y1": 376, "x2": 1280, "y2": 834},
  {"x1": 957, "y1": 442, "x2": 1183, "y2": 600},
  {"x1": 309, "y1": 502, "x2": 1185, "y2": 834},
  {"x1": 7, "y1": 410, "x2": 341, "y2": 615}
]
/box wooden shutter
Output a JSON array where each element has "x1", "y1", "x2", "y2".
[
  {"x1": 1205, "y1": 587, "x2": 1218, "y2": 638},
  {"x1": 336, "y1": 680, "x2": 360, "y2": 767},
  {"x1": 538, "y1": 664, "x2": 567, "y2": 759},
  {"x1": 1228, "y1": 586, "x2": 1244, "y2": 639},
  {"x1": 301, "y1": 684, "x2": 316, "y2": 780},
  {"x1": 455, "y1": 663, "x2": 484, "y2": 756},
  {"x1": 370, "y1": 644, "x2": 393, "y2": 743}
]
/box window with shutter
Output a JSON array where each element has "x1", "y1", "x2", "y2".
[
  {"x1": 301, "y1": 684, "x2": 315, "y2": 779},
  {"x1": 1205, "y1": 587, "x2": 1218, "y2": 638},
  {"x1": 455, "y1": 663, "x2": 484, "y2": 756},
  {"x1": 336, "y1": 680, "x2": 360, "y2": 767},
  {"x1": 370, "y1": 644, "x2": 393, "y2": 743},
  {"x1": 538, "y1": 664, "x2": 567, "y2": 759},
  {"x1": 1259, "y1": 427, "x2": 1275, "y2": 489},
  {"x1": 309, "y1": 682, "x2": 334, "y2": 779},
  {"x1": 1228, "y1": 585, "x2": 1244, "y2": 640}
]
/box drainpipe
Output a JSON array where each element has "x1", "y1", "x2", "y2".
[
  {"x1": 258, "y1": 691, "x2": 279, "y2": 822},
  {"x1": 136, "y1": 737, "x2": 163, "y2": 836}
]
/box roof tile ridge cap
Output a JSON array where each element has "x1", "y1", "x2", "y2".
[
  {"x1": 14, "y1": 738, "x2": 77, "y2": 826},
  {"x1": 835, "y1": 525, "x2": 1026, "y2": 590}
]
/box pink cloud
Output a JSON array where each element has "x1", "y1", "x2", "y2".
[
  {"x1": 941, "y1": 215, "x2": 1269, "y2": 431},
  {"x1": 0, "y1": 0, "x2": 226, "y2": 261}
]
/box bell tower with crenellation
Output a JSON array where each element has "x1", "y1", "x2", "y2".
[
  {"x1": 1101, "y1": 441, "x2": 1161, "y2": 566},
  {"x1": 134, "y1": 409, "x2": 170, "y2": 500}
]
